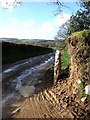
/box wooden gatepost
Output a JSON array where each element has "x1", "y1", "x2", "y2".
[{"x1": 54, "y1": 50, "x2": 61, "y2": 85}]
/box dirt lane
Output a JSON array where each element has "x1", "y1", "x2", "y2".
[{"x1": 2, "y1": 52, "x2": 54, "y2": 106}]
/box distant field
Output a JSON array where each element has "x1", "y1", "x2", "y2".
[
  {"x1": 1, "y1": 38, "x2": 66, "y2": 49},
  {"x1": 2, "y1": 41, "x2": 53, "y2": 64}
]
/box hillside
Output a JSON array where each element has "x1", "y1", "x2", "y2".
[{"x1": 1, "y1": 38, "x2": 66, "y2": 49}]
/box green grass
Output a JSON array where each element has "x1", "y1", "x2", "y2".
[
  {"x1": 80, "y1": 92, "x2": 87, "y2": 99},
  {"x1": 61, "y1": 50, "x2": 70, "y2": 69}
]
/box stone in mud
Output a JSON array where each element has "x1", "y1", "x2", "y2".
[
  {"x1": 85, "y1": 85, "x2": 90, "y2": 95},
  {"x1": 81, "y1": 97, "x2": 87, "y2": 102},
  {"x1": 20, "y1": 85, "x2": 35, "y2": 97}
]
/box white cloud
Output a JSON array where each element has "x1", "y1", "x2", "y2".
[
  {"x1": 22, "y1": 19, "x2": 36, "y2": 27},
  {"x1": 53, "y1": 13, "x2": 70, "y2": 26},
  {"x1": 0, "y1": 13, "x2": 70, "y2": 40},
  {"x1": 10, "y1": 18, "x2": 36, "y2": 27},
  {"x1": 10, "y1": 17, "x2": 20, "y2": 25},
  {"x1": 41, "y1": 21, "x2": 53, "y2": 32}
]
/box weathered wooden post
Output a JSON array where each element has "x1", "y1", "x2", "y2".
[{"x1": 54, "y1": 50, "x2": 61, "y2": 85}]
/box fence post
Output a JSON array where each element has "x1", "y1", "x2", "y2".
[{"x1": 54, "y1": 50, "x2": 61, "y2": 85}]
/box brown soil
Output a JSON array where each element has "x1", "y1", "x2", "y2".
[{"x1": 2, "y1": 67, "x2": 90, "y2": 119}]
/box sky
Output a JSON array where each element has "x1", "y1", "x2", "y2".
[{"x1": 0, "y1": 1, "x2": 81, "y2": 40}]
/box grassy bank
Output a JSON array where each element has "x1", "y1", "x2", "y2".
[
  {"x1": 2, "y1": 41, "x2": 53, "y2": 65},
  {"x1": 61, "y1": 50, "x2": 70, "y2": 69}
]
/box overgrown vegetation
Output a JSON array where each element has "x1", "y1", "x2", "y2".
[{"x1": 2, "y1": 41, "x2": 53, "y2": 64}]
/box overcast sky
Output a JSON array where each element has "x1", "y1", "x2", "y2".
[{"x1": 0, "y1": 1, "x2": 80, "y2": 40}]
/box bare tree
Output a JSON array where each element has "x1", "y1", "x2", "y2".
[
  {"x1": 55, "y1": 21, "x2": 70, "y2": 40},
  {"x1": 0, "y1": 0, "x2": 22, "y2": 9}
]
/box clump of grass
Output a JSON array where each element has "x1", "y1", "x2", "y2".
[
  {"x1": 80, "y1": 92, "x2": 87, "y2": 99},
  {"x1": 79, "y1": 82, "x2": 85, "y2": 89}
]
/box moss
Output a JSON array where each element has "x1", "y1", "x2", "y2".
[{"x1": 67, "y1": 30, "x2": 90, "y2": 43}]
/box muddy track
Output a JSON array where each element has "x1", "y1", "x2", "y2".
[
  {"x1": 2, "y1": 53, "x2": 55, "y2": 116},
  {"x1": 12, "y1": 79, "x2": 89, "y2": 119},
  {"x1": 2, "y1": 52, "x2": 89, "y2": 119}
]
